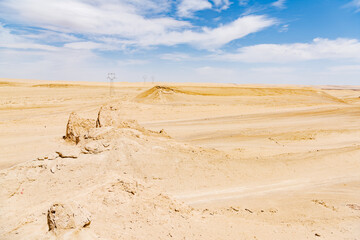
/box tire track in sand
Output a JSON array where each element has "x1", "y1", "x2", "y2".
[{"x1": 173, "y1": 175, "x2": 360, "y2": 205}]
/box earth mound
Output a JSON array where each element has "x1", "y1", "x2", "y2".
[
  {"x1": 134, "y1": 86, "x2": 185, "y2": 103},
  {"x1": 65, "y1": 105, "x2": 170, "y2": 144},
  {"x1": 134, "y1": 85, "x2": 346, "y2": 105}
]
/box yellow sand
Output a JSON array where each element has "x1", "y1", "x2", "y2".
[{"x1": 1, "y1": 78, "x2": 360, "y2": 239}]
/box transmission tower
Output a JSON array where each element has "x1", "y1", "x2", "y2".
[
  {"x1": 143, "y1": 75, "x2": 147, "y2": 85},
  {"x1": 107, "y1": 73, "x2": 116, "y2": 97}
]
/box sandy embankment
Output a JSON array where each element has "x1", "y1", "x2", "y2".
[{"x1": 1, "y1": 78, "x2": 360, "y2": 239}]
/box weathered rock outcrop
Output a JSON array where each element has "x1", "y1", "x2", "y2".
[
  {"x1": 82, "y1": 141, "x2": 109, "y2": 154},
  {"x1": 47, "y1": 202, "x2": 91, "y2": 231},
  {"x1": 96, "y1": 105, "x2": 144, "y2": 130},
  {"x1": 65, "y1": 112, "x2": 96, "y2": 143},
  {"x1": 65, "y1": 105, "x2": 170, "y2": 145},
  {"x1": 56, "y1": 147, "x2": 81, "y2": 159},
  {"x1": 96, "y1": 105, "x2": 170, "y2": 138}
]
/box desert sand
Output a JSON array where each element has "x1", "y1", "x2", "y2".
[{"x1": 0, "y1": 78, "x2": 360, "y2": 239}]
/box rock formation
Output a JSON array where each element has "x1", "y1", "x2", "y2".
[
  {"x1": 65, "y1": 112, "x2": 96, "y2": 143},
  {"x1": 47, "y1": 202, "x2": 91, "y2": 231}
]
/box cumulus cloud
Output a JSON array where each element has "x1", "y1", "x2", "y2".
[
  {"x1": 177, "y1": 0, "x2": 212, "y2": 17},
  {"x1": 177, "y1": 0, "x2": 230, "y2": 18},
  {"x1": 218, "y1": 38, "x2": 360, "y2": 62},
  {"x1": 212, "y1": 0, "x2": 231, "y2": 10}
]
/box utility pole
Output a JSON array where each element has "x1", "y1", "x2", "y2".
[
  {"x1": 143, "y1": 75, "x2": 147, "y2": 85},
  {"x1": 107, "y1": 73, "x2": 116, "y2": 97}
]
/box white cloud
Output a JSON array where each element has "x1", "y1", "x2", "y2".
[
  {"x1": 160, "y1": 53, "x2": 193, "y2": 61},
  {"x1": 195, "y1": 66, "x2": 234, "y2": 76},
  {"x1": 0, "y1": 13, "x2": 275, "y2": 51},
  {"x1": 250, "y1": 67, "x2": 294, "y2": 73},
  {"x1": 64, "y1": 41, "x2": 117, "y2": 50},
  {"x1": 19, "y1": 30, "x2": 79, "y2": 43},
  {"x1": 240, "y1": 5, "x2": 267, "y2": 16},
  {"x1": 134, "y1": 15, "x2": 276, "y2": 49},
  {"x1": 329, "y1": 65, "x2": 360, "y2": 72},
  {"x1": 279, "y1": 24, "x2": 289, "y2": 32},
  {"x1": 121, "y1": 0, "x2": 172, "y2": 14},
  {"x1": 177, "y1": 0, "x2": 212, "y2": 17},
  {"x1": 117, "y1": 59, "x2": 149, "y2": 66},
  {"x1": 212, "y1": 0, "x2": 231, "y2": 10},
  {"x1": 239, "y1": 0, "x2": 249, "y2": 6},
  {"x1": 345, "y1": 0, "x2": 360, "y2": 12},
  {"x1": 177, "y1": 0, "x2": 230, "y2": 18},
  {"x1": 0, "y1": 24, "x2": 58, "y2": 51},
  {"x1": 218, "y1": 38, "x2": 360, "y2": 63},
  {"x1": 0, "y1": 0, "x2": 275, "y2": 50},
  {"x1": 272, "y1": 0, "x2": 286, "y2": 9},
  {"x1": 0, "y1": 46, "x2": 105, "y2": 81},
  {"x1": 0, "y1": 0, "x2": 189, "y2": 37}
]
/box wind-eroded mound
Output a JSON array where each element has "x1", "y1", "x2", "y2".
[
  {"x1": 134, "y1": 85, "x2": 346, "y2": 105},
  {"x1": 134, "y1": 86, "x2": 186, "y2": 103},
  {"x1": 65, "y1": 104, "x2": 169, "y2": 144}
]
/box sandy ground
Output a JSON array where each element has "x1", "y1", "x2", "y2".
[{"x1": 0, "y1": 78, "x2": 360, "y2": 239}]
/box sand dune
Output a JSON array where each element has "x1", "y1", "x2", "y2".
[{"x1": 1, "y1": 79, "x2": 360, "y2": 239}]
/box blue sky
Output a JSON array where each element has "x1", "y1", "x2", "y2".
[{"x1": 0, "y1": 0, "x2": 360, "y2": 84}]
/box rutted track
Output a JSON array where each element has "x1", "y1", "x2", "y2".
[{"x1": 174, "y1": 175, "x2": 360, "y2": 205}]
